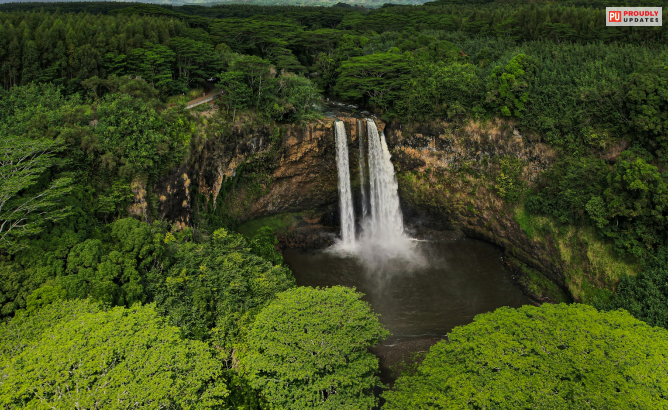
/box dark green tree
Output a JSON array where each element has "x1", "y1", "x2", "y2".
[
  {"x1": 334, "y1": 52, "x2": 412, "y2": 110},
  {"x1": 625, "y1": 56, "x2": 668, "y2": 159},
  {"x1": 153, "y1": 228, "x2": 295, "y2": 358},
  {"x1": 218, "y1": 70, "x2": 253, "y2": 119},
  {"x1": 170, "y1": 36, "x2": 222, "y2": 85},
  {"x1": 0, "y1": 135, "x2": 72, "y2": 251},
  {"x1": 598, "y1": 246, "x2": 668, "y2": 329},
  {"x1": 249, "y1": 226, "x2": 282, "y2": 265}
]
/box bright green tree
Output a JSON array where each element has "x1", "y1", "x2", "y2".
[
  {"x1": 241, "y1": 286, "x2": 388, "y2": 410},
  {"x1": 0, "y1": 300, "x2": 229, "y2": 409},
  {"x1": 486, "y1": 53, "x2": 536, "y2": 117},
  {"x1": 384, "y1": 303, "x2": 668, "y2": 409}
]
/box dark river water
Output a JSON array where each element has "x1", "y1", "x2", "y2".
[{"x1": 283, "y1": 239, "x2": 534, "y2": 382}]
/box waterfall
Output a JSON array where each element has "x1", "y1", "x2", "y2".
[
  {"x1": 335, "y1": 121, "x2": 356, "y2": 246},
  {"x1": 333, "y1": 118, "x2": 417, "y2": 267},
  {"x1": 362, "y1": 119, "x2": 406, "y2": 244},
  {"x1": 358, "y1": 119, "x2": 368, "y2": 219}
]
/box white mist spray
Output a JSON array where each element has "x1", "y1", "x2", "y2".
[
  {"x1": 333, "y1": 118, "x2": 421, "y2": 269},
  {"x1": 354, "y1": 119, "x2": 419, "y2": 269}
]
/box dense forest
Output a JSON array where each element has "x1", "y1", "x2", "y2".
[{"x1": 1, "y1": 0, "x2": 668, "y2": 408}]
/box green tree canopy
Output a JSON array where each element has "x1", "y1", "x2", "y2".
[
  {"x1": 625, "y1": 55, "x2": 668, "y2": 159},
  {"x1": 249, "y1": 226, "x2": 283, "y2": 265},
  {"x1": 93, "y1": 92, "x2": 189, "y2": 179},
  {"x1": 599, "y1": 246, "x2": 668, "y2": 329},
  {"x1": 395, "y1": 60, "x2": 481, "y2": 121},
  {"x1": 153, "y1": 228, "x2": 294, "y2": 357},
  {"x1": 56, "y1": 217, "x2": 167, "y2": 307},
  {"x1": 334, "y1": 52, "x2": 412, "y2": 110},
  {"x1": 384, "y1": 303, "x2": 668, "y2": 409},
  {"x1": 486, "y1": 53, "x2": 537, "y2": 117},
  {"x1": 0, "y1": 135, "x2": 72, "y2": 251},
  {"x1": 0, "y1": 299, "x2": 228, "y2": 409},
  {"x1": 240, "y1": 286, "x2": 388, "y2": 410}
]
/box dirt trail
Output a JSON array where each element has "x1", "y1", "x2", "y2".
[{"x1": 186, "y1": 90, "x2": 223, "y2": 109}]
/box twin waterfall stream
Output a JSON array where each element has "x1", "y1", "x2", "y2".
[
  {"x1": 284, "y1": 118, "x2": 531, "y2": 370},
  {"x1": 334, "y1": 119, "x2": 414, "y2": 264}
]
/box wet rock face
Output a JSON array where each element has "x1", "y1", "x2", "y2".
[
  {"x1": 276, "y1": 230, "x2": 336, "y2": 251},
  {"x1": 154, "y1": 164, "x2": 192, "y2": 229}
]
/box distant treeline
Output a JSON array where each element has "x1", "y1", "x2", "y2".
[{"x1": 1, "y1": 1, "x2": 665, "y2": 92}]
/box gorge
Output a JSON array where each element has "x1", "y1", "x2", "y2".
[
  {"x1": 287, "y1": 116, "x2": 533, "y2": 380},
  {"x1": 159, "y1": 105, "x2": 634, "y2": 311},
  {"x1": 145, "y1": 108, "x2": 582, "y2": 380}
]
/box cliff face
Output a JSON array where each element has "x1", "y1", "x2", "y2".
[
  {"x1": 151, "y1": 114, "x2": 370, "y2": 247},
  {"x1": 384, "y1": 119, "x2": 637, "y2": 303},
  {"x1": 152, "y1": 112, "x2": 637, "y2": 303},
  {"x1": 387, "y1": 120, "x2": 567, "y2": 300}
]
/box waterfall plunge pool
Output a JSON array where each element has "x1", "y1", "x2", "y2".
[
  {"x1": 319, "y1": 117, "x2": 533, "y2": 382},
  {"x1": 283, "y1": 238, "x2": 534, "y2": 382}
]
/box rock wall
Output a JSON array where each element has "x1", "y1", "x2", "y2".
[
  {"x1": 384, "y1": 119, "x2": 636, "y2": 303},
  {"x1": 153, "y1": 113, "x2": 370, "y2": 238},
  {"x1": 152, "y1": 113, "x2": 637, "y2": 303},
  {"x1": 386, "y1": 119, "x2": 565, "y2": 299}
]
